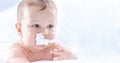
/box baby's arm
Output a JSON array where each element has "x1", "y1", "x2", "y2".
[
  {"x1": 52, "y1": 47, "x2": 77, "y2": 60},
  {"x1": 7, "y1": 48, "x2": 31, "y2": 63},
  {"x1": 47, "y1": 43, "x2": 77, "y2": 60}
]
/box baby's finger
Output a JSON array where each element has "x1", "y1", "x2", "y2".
[{"x1": 50, "y1": 49, "x2": 61, "y2": 57}]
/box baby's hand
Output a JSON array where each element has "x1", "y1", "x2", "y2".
[{"x1": 46, "y1": 43, "x2": 77, "y2": 60}]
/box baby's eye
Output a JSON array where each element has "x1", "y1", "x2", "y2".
[
  {"x1": 47, "y1": 24, "x2": 54, "y2": 29},
  {"x1": 31, "y1": 24, "x2": 40, "y2": 28}
]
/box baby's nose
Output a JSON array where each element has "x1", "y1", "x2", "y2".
[{"x1": 41, "y1": 29, "x2": 48, "y2": 35}]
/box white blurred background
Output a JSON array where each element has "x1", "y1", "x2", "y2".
[{"x1": 0, "y1": 0, "x2": 120, "y2": 63}]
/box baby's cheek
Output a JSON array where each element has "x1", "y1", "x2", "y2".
[
  {"x1": 30, "y1": 34, "x2": 36, "y2": 42},
  {"x1": 48, "y1": 32, "x2": 55, "y2": 39},
  {"x1": 24, "y1": 34, "x2": 36, "y2": 44}
]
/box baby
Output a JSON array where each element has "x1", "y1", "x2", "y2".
[{"x1": 7, "y1": 0, "x2": 77, "y2": 63}]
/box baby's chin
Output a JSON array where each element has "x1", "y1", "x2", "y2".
[
  {"x1": 33, "y1": 41, "x2": 61, "y2": 51},
  {"x1": 36, "y1": 41, "x2": 48, "y2": 46},
  {"x1": 36, "y1": 39, "x2": 56, "y2": 45}
]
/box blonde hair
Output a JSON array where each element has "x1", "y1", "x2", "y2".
[{"x1": 17, "y1": 0, "x2": 56, "y2": 22}]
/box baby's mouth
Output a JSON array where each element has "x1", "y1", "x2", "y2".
[{"x1": 36, "y1": 33, "x2": 56, "y2": 45}]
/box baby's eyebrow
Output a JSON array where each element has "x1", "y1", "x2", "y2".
[
  {"x1": 29, "y1": 20, "x2": 40, "y2": 23},
  {"x1": 31, "y1": 20, "x2": 40, "y2": 22},
  {"x1": 29, "y1": 18, "x2": 40, "y2": 21}
]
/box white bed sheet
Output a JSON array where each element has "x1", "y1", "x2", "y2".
[
  {"x1": 33, "y1": 60, "x2": 80, "y2": 63},
  {"x1": 0, "y1": 59, "x2": 80, "y2": 63}
]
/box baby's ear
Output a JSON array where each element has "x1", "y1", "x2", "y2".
[{"x1": 15, "y1": 22, "x2": 22, "y2": 37}]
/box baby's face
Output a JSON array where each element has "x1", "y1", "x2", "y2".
[{"x1": 17, "y1": 7, "x2": 57, "y2": 46}]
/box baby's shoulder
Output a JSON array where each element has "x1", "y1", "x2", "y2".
[
  {"x1": 8, "y1": 42, "x2": 25, "y2": 55},
  {"x1": 10, "y1": 41, "x2": 20, "y2": 48},
  {"x1": 9, "y1": 41, "x2": 24, "y2": 51}
]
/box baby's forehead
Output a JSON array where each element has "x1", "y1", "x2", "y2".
[
  {"x1": 22, "y1": 7, "x2": 57, "y2": 22},
  {"x1": 24, "y1": 7, "x2": 57, "y2": 18},
  {"x1": 25, "y1": 5, "x2": 56, "y2": 14}
]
